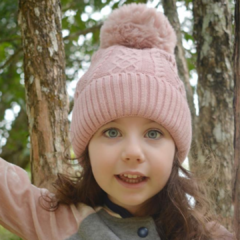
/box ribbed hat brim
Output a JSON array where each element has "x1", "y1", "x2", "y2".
[{"x1": 71, "y1": 72, "x2": 192, "y2": 162}]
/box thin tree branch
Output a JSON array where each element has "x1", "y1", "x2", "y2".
[
  {"x1": 69, "y1": 98, "x2": 74, "y2": 114},
  {"x1": 0, "y1": 24, "x2": 102, "y2": 71},
  {"x1": 0, "y1": 47, "x2": 23, "y2": 69},
  {"x1": 0, "y1": 36, "x2": 21, "y2": 44},
  {"x1": 63, "y1": 23, "x2": 102, "y2": 41},
  {"x1": 62, "y1": 2, "x2": 79, "y2": 12}
]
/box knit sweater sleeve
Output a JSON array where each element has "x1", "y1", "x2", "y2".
[
  {"x1": 206, "y1": 221, "x2": 235, "y2": 240},
  {"x1": 0, "y1": 157, "x2": 83, "y2": 240}
]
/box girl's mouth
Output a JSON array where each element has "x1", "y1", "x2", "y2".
[{"x1": 115, "y1": 174, "x2": 148, "y2": 185}]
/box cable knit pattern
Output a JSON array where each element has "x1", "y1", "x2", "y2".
[{"x1": 70, "y1": 4, "x2": 192, "y2": 162}]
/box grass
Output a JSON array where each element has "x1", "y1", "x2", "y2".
[{"x1": 0, "y1": 225, "x2": 22, "y2": 240}]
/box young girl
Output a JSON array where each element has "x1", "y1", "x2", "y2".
[{"x1": 0, "y1": 3, "x2": 235, "y2": 240}]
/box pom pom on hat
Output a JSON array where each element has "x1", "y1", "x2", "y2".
[{"x1": 100, "y1": 3, "x2": 177, "y2": 54}]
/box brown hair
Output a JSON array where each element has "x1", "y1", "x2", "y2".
[{"x1": 41, "y1": 148, "x2": 220, "y2": 240}]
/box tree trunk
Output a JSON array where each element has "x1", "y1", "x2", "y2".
[
  {"x1": 18, "y1": 0, "x2": 69, "y2": 188},
  {"x1": 233, "y1": 0, "x2": 240, "y2": 237},
  {"x1": 162, "y1": 0, "x2": 194, "y2": 116},
  {"x1": 192, "y1": 0, "x2": 234, "y2": 230}
]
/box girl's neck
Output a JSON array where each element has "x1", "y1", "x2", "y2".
[{"x1": 104, "y1": 195, "x2": 152, "y2": 218}]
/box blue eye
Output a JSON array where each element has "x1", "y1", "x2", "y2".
[
  {"x1": 104, "y1": 128, "x2": 120, "y2": 138},
  {"x1": 146, "y1": 130, "x2": 162, "y2": 139}
]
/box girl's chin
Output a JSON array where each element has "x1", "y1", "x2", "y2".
[{"x1": 110, "y1": 197, "x2": 149, "y2": 213}]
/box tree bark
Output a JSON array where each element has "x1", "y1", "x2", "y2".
[
  {"x1": 18, "y1": 0, "x2": 69, "y2": 188},
  {"x1": 193, "y1": 0, "x2": 234, "y2": 230},
  {"x1": 233, "y1": 0, "x2": 240, "y2": 237}
]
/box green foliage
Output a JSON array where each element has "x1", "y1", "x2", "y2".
[
  {"x1": 0, "y1": 225, "x2": 22, "y2": 240},
  {"x1": 0, "y1": 0, "x2": 24, "y2": 117}
]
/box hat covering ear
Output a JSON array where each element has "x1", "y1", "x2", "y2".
[{"x1": 70, "y1": 3, "x2": 192, "y2": 162}]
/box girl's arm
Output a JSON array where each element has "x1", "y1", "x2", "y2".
[{"x1": 0, "y1": 157, "x2": 82, "y2": 240}]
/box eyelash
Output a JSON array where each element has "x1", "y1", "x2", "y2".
[{"x1": 103, "y1": 128, "x2": 163, "y2": 139}]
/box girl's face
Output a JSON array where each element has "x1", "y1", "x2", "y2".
[{"x1": 88, "y1": 117, "x2": 175, "y2": 215}]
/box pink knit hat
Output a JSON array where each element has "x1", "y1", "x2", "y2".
[{"x1": 70, "y1": 3, "x2": 192, "y2": 162}]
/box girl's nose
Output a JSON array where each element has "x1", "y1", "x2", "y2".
[{"x1": 121, "y1": 139, "x2": 145, "y2": 163}]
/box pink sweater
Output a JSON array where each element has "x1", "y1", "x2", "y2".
[{"x1": 0, "y1": 157, "x2": 97, "y2": 239}]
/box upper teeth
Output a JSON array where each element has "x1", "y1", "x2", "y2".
[{"x1": 123, "y1": 174, "x2": 142, "y2": 179}]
